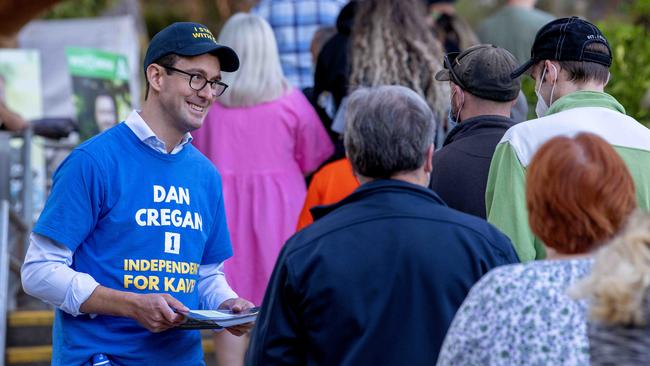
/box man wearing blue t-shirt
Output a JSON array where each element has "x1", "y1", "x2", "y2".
[{"x1": 21, "y1": 22, "x2": 253, "y2": 365}]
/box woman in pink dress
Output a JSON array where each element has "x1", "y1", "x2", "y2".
[{"x1": 193, "y1": 13, "x2": 333, "y2": 307}]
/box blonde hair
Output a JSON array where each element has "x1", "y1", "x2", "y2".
[
  {"x1": 217, "y1": 13, "x2": 289, "y2": 107},
  {"x1": 570, "y1": 211, "x2": 650, "y2": 326},
  {"x1": 349, "y1": 0, "x2": 449, "y2": 122}
]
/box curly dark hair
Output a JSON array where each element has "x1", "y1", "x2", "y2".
[{"x1": 349, "y1": 0, "x2": 449, "y2": 121}]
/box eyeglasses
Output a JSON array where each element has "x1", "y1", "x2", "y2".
[
  {"x1": 162, "y1": 66, "x2": 229, "y2": 97},
  {"x1": 443, "y1": 52, "x2": 468, "y2": 90}
]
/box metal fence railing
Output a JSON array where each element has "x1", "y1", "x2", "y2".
[
  {"x1": 0, "y1": 129, "x2": 33, "y2": 311},
  {"x1": 0, "y1": 129, "x2": 75, "y2": 313}
]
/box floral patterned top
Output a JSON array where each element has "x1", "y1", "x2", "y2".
[{"x1": 437, "y1": 259, "x2": 591, "y2": 366}]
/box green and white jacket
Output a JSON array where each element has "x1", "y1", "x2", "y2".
[{"x1": 486, "y1": 91, "x2": 650, "y2": 262}]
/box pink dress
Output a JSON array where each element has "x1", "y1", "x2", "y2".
[{"x1": 192, "y1": 88, "x2": 334, "y2": 305}]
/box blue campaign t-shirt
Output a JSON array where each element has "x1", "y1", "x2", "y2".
[{"x1": 34, "y1": 122, "x2": 233, "y2": 365}]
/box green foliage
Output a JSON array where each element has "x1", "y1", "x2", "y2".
[
  {"x1": 512, "y1": 3, "x2": 650, "y2": 126},
  {"x1": 599, "y1": 20, "x2": 650, "y2": 127},
  {"x1": 624, "y1": 0, "x2": 650, "y2": 21},
  {"x1": 43, "y1": 0, "x2": 116, "y2": 19},
  {"x1": 520, "y1": 77, "x2": 538, "y2": 120},
  {"x1": 143, "y1": 5, "x2": 186, "y2": 39}
]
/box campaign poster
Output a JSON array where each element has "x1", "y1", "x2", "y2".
[
  {"x1": 65, "y1": 47, "x2": 131, "y2": 141},
  {"x1": 0, "y1": 49, "x2": 42, "y2": 120}
]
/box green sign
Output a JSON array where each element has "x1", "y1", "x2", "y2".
[
  {"x1": 65, "y1": 47, "x2": 129, "y2": 81},
  {"x1": 65, "y1": 47, "x2": 132, "y2": 141}
]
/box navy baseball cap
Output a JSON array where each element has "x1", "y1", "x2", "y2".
[
  {"x1": 143, "y1": 22, "x2": 239, "y2": 73},
  {"x1": 511, "y1": 16, "x2": 612, "y2": 79}
]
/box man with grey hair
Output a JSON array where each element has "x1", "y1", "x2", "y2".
[{"x1": 246, "y1": 85, "x2": 518, "y2": 365}]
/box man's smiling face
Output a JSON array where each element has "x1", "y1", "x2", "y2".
[{"x1": 158, "y1": 53, "x2": 221, "y2": 133}]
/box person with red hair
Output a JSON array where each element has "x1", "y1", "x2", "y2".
[{"x1": 437, "y1": 132, "x2": 637, "y2": 366}]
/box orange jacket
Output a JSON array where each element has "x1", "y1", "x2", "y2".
[{"x1": 296, "y1": 158, "x2": 360, "y2": 231}]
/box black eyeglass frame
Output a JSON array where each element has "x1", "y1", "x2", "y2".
[
  {"x1": 162, "y1": 65, "x2": 229, "y2": 97},
  {"x1": 443, "y1": 52, "x2": 469, "y2": 90}
]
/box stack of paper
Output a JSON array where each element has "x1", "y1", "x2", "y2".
[{"x1": 178, "y1": 307, "x2": 260, "y2": 330}]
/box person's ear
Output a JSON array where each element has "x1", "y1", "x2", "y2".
[
  {"x1": 146, "y1": 64, "x2": 165, "y2": 95},
  {"x1": 424, "y1": 144, "x2": 434, "y2": 174},
  {"x1": 450, "y1": 83, "x2": 461, "y2": 107},
  {"x1": 449, "y1": 83, "x2": 460, "y2": 99},
  {"x1": 545, "y1": 60, "x2": 559, "y2": 83}
]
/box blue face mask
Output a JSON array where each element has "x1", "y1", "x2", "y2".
[
  {"x1": 447, "y1": 87, "x2": 464, "y2": 132},
  {"x1": 447, "y1": 109, "x2": 458, "y2": 131}
]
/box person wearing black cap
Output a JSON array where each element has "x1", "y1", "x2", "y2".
[
  {"x1": 429, "y1": 44, "x2": 520, "y2": 219},
  {"x1": 486, "y1": 16, "x2": 650, "y2": 262},
  {"x1": 425, "y1": 0, "x2": 479, "y2": 53},
  {"x1": 21, "y1": 22, "x2": 254, "y2": 365}
]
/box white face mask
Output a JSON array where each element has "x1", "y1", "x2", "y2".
[
  {"x1": 534, "y1": 89, "x2": 549, "y2": 118},
  {"x1": 535, "y1": 63, "x2": 558, "y2": 118}
]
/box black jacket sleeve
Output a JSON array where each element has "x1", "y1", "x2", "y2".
[{"x1": 245, "y1": 244, "x2": 306, "y2": 365}]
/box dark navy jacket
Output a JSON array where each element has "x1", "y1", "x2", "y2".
[
  {"x1": 429, "y1": 115, "x2": 515, "y2": 218},
  {"x1": 247, "y1": 180, "x2": 518, "y2": 366}
]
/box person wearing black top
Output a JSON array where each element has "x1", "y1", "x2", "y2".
[{"x1": 429, "y1": 44, "x2": 521, "y2": 218}]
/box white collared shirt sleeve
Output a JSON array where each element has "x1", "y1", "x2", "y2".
[
  {"x1": 198, "y1": 262, "x2": 237, "y2": 310},
  {"x1": 21, "y1": 233, "x2": 99, "y2": 316}
]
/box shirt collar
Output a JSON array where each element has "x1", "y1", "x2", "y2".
[
  {"x1": 546, "y1": 91, "x2": 626, "y2": 116},
  {"x1": 443, "y1": 115, "x2": 515, "y2": 146},
  {"x1": 310, "y1": 179, "x2": 447, "y2": 222},
  {"x1": 124, "y1": 110, "x2": 193, "y2": 154}
]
